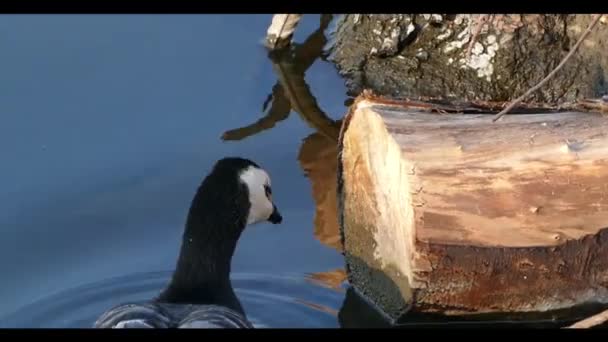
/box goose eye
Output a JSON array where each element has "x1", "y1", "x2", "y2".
[{"x1": 264, "y1": 185, "x2": 272, "y2": 198}]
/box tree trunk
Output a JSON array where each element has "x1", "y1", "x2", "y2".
[{"x1": 326, "y1": 14, "x2": 608, "y2": 104}]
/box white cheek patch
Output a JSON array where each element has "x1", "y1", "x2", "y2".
[{"x1": 239, "y1": 166, "x2": 274, "y2": 225}]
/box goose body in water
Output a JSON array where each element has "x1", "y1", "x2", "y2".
[{"x1": 94, "y1": 157, "x2": 282, "y2": 328}]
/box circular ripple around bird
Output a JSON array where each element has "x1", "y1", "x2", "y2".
[{"x1": 0, "y1": 271, "x2": 345, "y2": 328}]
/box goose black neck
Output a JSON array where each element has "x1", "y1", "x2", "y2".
[
  {"x1": 157, "y1": 203, "x2": 247, "y2": 313},
  {"x1": 158, "y1": 219, "x2": 244, "y2": 310},
  {"x1": 156, "y1": 160, "x2": 253, "y2": 315}
]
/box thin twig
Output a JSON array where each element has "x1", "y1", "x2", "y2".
[
  {"x1": 565, "y1": 309, "x2": 608, "y2": 329},
  {"x1": 492, "y1": 14, "x2": 602, "y2": 122}
]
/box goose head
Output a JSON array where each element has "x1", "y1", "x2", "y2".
[{"x1": 238, "y1": 161, "x2": 282, "y2": 226}]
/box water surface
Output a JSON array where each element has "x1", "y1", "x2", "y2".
[{"x1": 0, "y1": 14, "x2": 351, "y2": 328}]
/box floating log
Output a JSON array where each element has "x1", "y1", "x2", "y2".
[{"x1": 337, "y1": 92, "x2": 608, "y2": 322}]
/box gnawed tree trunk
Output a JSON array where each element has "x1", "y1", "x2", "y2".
[
  {"x1": 325, "y1": 14, "x2": 608, "y2": 103},
  {"x1": 337, "y1": 92, "x2": 608, "y2": 322}
]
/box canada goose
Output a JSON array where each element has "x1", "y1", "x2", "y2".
[{"x1": 94, "y1": 157, "x2": 282, "y2": 328}]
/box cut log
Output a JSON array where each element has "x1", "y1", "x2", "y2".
[{"x1": 337, "y1": 92, "x2": 608, "y2": 322}]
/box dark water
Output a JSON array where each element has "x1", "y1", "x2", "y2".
[{"x1": 0, "y1": 14, "x2": 352, "y2": 328}]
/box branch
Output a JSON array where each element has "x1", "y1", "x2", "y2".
[
  {"x1": 492, "y1": 14, "x2": 602, "y2": 122},
  {"x1": 265, "y1": 14, "x2": 303, "y2": 50},
  {"x1": 565, "y1": 309, "x2": 608, "y2": 329}
]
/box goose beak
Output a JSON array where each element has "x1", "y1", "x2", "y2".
[{"x1": 268, "y1": 204, "x2": 282, "y2": 224}]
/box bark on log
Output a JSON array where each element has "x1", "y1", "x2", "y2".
[
  {"x1": 326, "y1": 14, "x2": 608, "y2": 103},
  {"x1": 337, "y1": 93, "x2": 608, "y2": 322}
]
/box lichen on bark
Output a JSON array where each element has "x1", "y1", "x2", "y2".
[{"x1": 325, "y1": 14, "x2": 608, "y2": 103}]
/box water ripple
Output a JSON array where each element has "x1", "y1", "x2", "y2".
[{"x1": 0, "y1": 271, "x2": 345, "y2": 328}]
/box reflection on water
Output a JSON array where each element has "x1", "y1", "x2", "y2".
[
  {"x1": 217, "y1": 14, "x2": 392, "y2": 328},
  {"x1": 298, "y1": 126, "x2": 343, "y2": 252},
  {"x1": 221, "y1": 13, "x2": 350, "y2": 312},
  {"x1": 307, "y1": 269, "x2": 347, "y2": 290},
  {"x1": 222, "y1": 13, "x2": 344, "y2": 263},
  {"x1": 222, "y1": 14, "x2": 338, "y2": 143}
]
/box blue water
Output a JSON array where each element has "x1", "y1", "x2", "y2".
[{"x1": 0, "y1": 14, "x2": 349, "y2": 328}]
